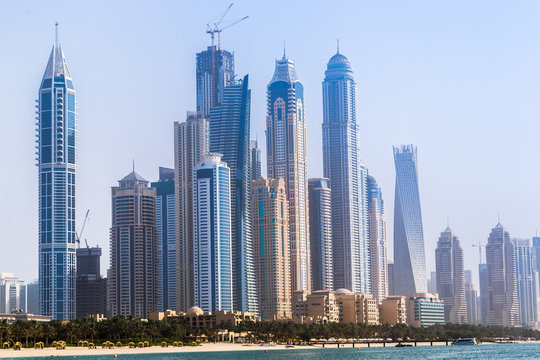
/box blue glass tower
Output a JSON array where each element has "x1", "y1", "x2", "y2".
[
  {"x1": 193, "y1": 154, "x2": 233, "y2": 312},
  {"x1": 196, "y1": 46, "x2": 234, "y2": 116},
  {"x1": 209, "y1": 75, "x2": 258, "y2": 314},
  {"x1": 151, "y1": 167, "x2": 176, "y2": 312},
  {"x1": 37, "y1": 28, "x2": 77, "y2": 320},
  {"x1": 322, "y1": 48, "x2": 369, "y2": 293},
  {"x1": 393, "y1": 145, "x2": 426, "y2": 295}
]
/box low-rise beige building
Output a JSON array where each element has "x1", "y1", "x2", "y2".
[
  {"x1": 405, "y1": 293, "x2": 445, "y2": 327},
  {"x1": 149, "y1": 307, "x2": 257, "y2": 329},
  {"x1": 379, "y1": 295, "x2": 407, "y2": 325},
  {"x1": 292, "y1": 289, "x2": 379, "y2": 325}
]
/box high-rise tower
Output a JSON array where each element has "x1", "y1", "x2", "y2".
[
  {"x1": 193, "y1": 154, "x2": 233, "y2": 312},
  {"x1": 251, "y1": 178, "x2": 291, "y2": 321},
  {"x1": 174, "y1": 112, "x2": 209, "y2": 311},
  {"x1": 109, "y1": 170, "x2": 158, "y2": 318},
  {"x1": 266, "y1": 54, "x2": 310, "y2": 293},
  {"x1": 151, "y1": 167, "x2": 176, "y2": 312},
  {"x1": 37, "y1": 26, "x2": 77, "y2": 320},
  {"x1": 486, "y1": 223, "x2": 519, "y2": 327},
  {"x1": 367, "y1": 175, "x2": 388, "y2": 303},
  {"x1": 322, "y1": 49, "x2": 369, "y2": 293},
  {"x1": 435, "y1": 227, "x2": 467, "y2": 323},
  {"x1": 512, "y1": 238, "x2": 538, "y2": 327},
  {"x1": 393, "y1": 145, "x2": 426, "y2": 295},
  {"x1": 209, "y1": 75, "x2": 257, "y2": 314},
  {"x1": 308, "y1": 178, "x2": 333, "y2": 292},
  {"x1": 196, "y1": 46, "x2": 234, "y2": 116},
  {"x1": 250, "y1": 140, "x2": 262, "y2": 181}
]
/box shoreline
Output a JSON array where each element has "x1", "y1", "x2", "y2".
[{"x1": 0, "y1": 340, "x2": 537, "y2": 358}]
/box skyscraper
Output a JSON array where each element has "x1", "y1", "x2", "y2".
[
  {"x1": 478, "y1": 263, "x2": 489, "y2": 325},
  {"x1": 37, "y1": 27, "x2": 77, "y2": 320},
  {"x1": 250, "y1": 140, "x2": 262, "y2": 181},
  {"x1": 266, "y1": 54, "x2": 310, "y2": 293},
  {"x1": 435, "y1": 227, "x2": 467, "y2": 323},
  {"x1": 251, "y1": 178, "x2": 291, "y2": 321},
  {"x1": 109, "y1": 170, "x2": 158, "y2": 318},
  {"x1": 209, "y1": 75, "x2": 257, "y2": 314},
  {"x1": 151, "y1": 167, "x2": 176, "y2": 312},
  {"x1": 193, "y1": 154, "x2": 233, "y2": 312},
  {"x1": 486, "y1": 223, "x2": 519, "y2": 327},
  {"x1": 513, "y1": 238, "x2": 538, "y2": 327},
  {"x1": 393, "y1": 145, "x2": 426, "y2": 295},
  {"x1": 464, "y1": 270, "x2": 478, "y2": 324},
  {"x1": 533, "y1": 236, "x2": 540, "y2": 275},
  {"x1": 76, "y1": 247, "x2": 107, "y2": 318},
  {"x1": 367, "y1": 175, "x2": 388, "y2": 303},
  {"x1": 196, "y1": 46, "x2": 234, "y2": 116},
  {"x1": 174, "y1": 112, "x2": 209, "y2": 311},
  {"x1": 387, "y1": 261, "x2": 395, "y2": 296},
  {"x1": 308, "y1": 178, "x2": 333, "y2": 292},
  {"x1": 322, "y1": 48, "x2": 369, "y2": 294}
]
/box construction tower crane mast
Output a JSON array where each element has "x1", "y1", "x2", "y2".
[
  {"x1": 472, "y1": 241, "x2": 484, "y2": 263},
  {"x1": 76, "y1": 210, "x2": 90, "y2": 249},
  {"x1": 206, "y1": 3, "x2": 249, "y2": 50}
]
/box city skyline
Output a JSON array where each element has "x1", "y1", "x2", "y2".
[{"x1": 3, "y1": 1, "x2": 540, "y2": 295}]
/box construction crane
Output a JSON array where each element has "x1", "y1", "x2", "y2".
[
  {"x1": 206, "y1": 3, "x2": 249, "y2": 50},
  {"x1": 472, "y1": 241, "x2": 484, "y2": 264},
  {"x1": 76, "y1": 210, "x2": 90, "y2": 249}
]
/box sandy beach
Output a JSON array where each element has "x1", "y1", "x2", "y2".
[{"x1": 0, "y1": 340, "x2": 536, "y2": 358}]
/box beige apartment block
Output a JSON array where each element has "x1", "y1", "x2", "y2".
[
  {"x1": 380, "y1": 295, "x2": 407, "y2": 325},
  {"x1": 335, "y1": 289, "x2": 379, "y2": 325}
]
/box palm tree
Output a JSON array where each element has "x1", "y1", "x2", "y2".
[
  {"x1": 41, "y1": 324, "x2": 56, "y2": 346},
  {"x1": 0, "y1": 319, "x2": 9, "y2": 344},
  {"x1": 28, "y1": 321, "x2": 42, "y2": 346}
]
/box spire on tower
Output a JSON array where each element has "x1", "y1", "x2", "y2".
[
  {"x1": 283, "y1": 41, "x2": 286, "y2": 59},
  {"x1": 55, "y1": 22, "x2": 59, "y2": 46},
  {"x1": 337, "y1": 39, "x2": 340, "y2": 54}
]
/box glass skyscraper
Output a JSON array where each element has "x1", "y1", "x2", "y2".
[
  {"x1": 513, "y1": 238, "x2": 538, "y2": 327},
  {"x1": 196, "y1": 46, "x2": 234, "y2": 116},
  {"x1": 393, "y1": 145, "x2": 426, "y2": 295},
  {"x1": 322, "y1": 49, "x2": 369, "y2": 293},
  {"x1": 193, "y1": 154, "x2": 233, "y2": 312},
  {"x1": 308, "y1": 178, "x2": 333, "y2": 292},
  {"x1": 266, "y1": 54, "x2": 311, "y2": 293},
  {"x1": 367, "y1": 175, "x2": 388, "y2": 303},
  {"x1": 209, "y1": 75, "x2": 257, "y2": 314},
  {"x1": 37, "y1": 33, "x2": 77, "y2": 320},
  {"x1": 151, "y1": 167, "x2": 177, "y2": 312}
]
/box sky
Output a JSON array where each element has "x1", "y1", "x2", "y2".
[{"x1": 1, "y1": 0, "x2": 540, "y2": 289}]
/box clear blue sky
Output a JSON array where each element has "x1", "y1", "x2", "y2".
[{"x1": 1, "y1": 0, "x2": 540, "y2": 289}]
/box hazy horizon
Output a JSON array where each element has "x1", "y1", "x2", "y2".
[{"x1": 2, "y1": 0, "x2": 540, "y2": 291}]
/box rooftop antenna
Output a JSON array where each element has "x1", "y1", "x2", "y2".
[
  {"x1": 132, "y1": 159, "x2": 135, "y2": 172},
  {"x1": 337, "y1": 39, "x2": 340, "y2": 54},
  {"x1": 446, "y1": 217, "x2": 449, "y2": 229},
  {"x1": 55, "y1": 22, "x2": 59, "y2": 46},
  {"x1": 497, "y1": 213, "x2": 501, "y2": 224}
]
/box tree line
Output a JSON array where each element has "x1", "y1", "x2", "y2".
[{"x1": 1, "y1": 316, "x2": 538, "y2": 348}]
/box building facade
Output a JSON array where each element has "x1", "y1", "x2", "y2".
[
  {"x1": 513, "y1": 238, "x2": 538, "y2": 327},
  {"x1": 174, "y1": 112, "x2": 209, "y2": 311},
  {"x1": 196, "y1": 46, "x2": 234, "y2": 116},
  {"x1": 485, "y1": 223, "x2": 519, "y2": 327},
  {"x1": 464, "y1": 270, "x2": 478, "y2": 324},
  {"x1": 380, "y1": 296, "x2": 407, "y2": 325},
  {"x1": 193, "y1": 154, "x2": 233, "y2": 312},
  {"x1": 251, "y1": 178, "x2": 291, "y2": 321},
  {"x1": 393, "y1": 145, "x2": 427, "y2": 295},
  {"x1": 266, "y1": 54, "x2": 310, "y2": 293},
  {"x1": 478, "y1": 263, "x2": 489, "y2": 325},
  {"x1": 367, "y1": 175, "x2": 388, "y2": 303},
  {"x1": 109, "y1": 170, "x2": 158, "y2": 318},
  {"x1": 308, "y1": 178, "x2": 333, "y2": 291},
  {"x1": 250, "y1": 140, "x2": 262, "y2": 181},
  {"x1": 0, "y1": 273, "x2": 26, "y2": 314},
  {"x1": 435, "y1": 227, "x2": 467, "y2": 323},
  {"x1": 76, "y1": 247, "x2": 107, "y2": 318},
  {"x1": 405, "y1": 293, "x2": 445, "y2": 327},
  {"x1": 210, "y1": 76, "x2": 257, "y2": 314},
  {"x1": 387, "y1": 261, "x2": 394, "y2": 295},
  {"x1": 322, "y1": 49, "x2": 369, "y2": 294},
  {"x1": 151, "y1": 167, "x2": 176, "y2": 312},
  {"x1": 37, "y1": 33, "x2": 77, "y2": 320}
]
